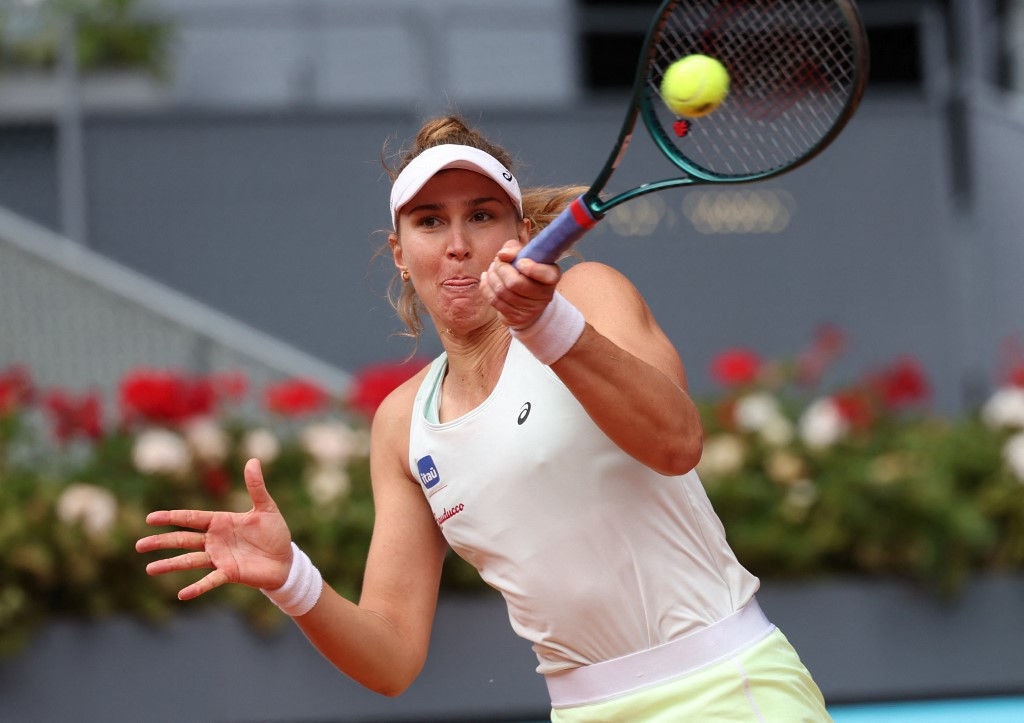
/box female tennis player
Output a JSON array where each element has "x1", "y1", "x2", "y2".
[{"x1": 137, "y1": 115, "x2": 831, "y2": 721}]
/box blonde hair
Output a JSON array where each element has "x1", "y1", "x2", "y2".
[{"x1": 383, "y1": 116, "x2": 586, "y2": 341}]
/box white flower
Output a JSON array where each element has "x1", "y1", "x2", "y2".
[
  {"x1": 301, "y1": 421, "x2": 359, "y2": 466},
  {"x1": 132, "y1": 428, "x2": 192, "y2": 476},
  {"x1": 734, "y1": 392, "x2": 794, "y2": 446},
  {"x1": 183, "y1": 417, "x2": 230, "y2": 465},
  {"x1": 735, "y1": 392, "x2": 782, "y2": 432},
  {"x1": 240, "y1": 427, "x2": 281, "y2": 464},
  {"x1": 56, "y1": 483, "x2": 118, "y2": 538},
  {"x1": 305, "y1": 464, "x2": 352, "y2": 506},
  {"x1": 799, "y1": 398, "x2": 849, "y2": 450},
  {"x1": 760, "y1": 415, "x2": 795, "y2": 446},
  {"x1": 697, "y1": 434, "x2": 746, "y2": 478},
  {"x1": 981, "y1": 387, "x2": 1024, "y2": 430},
  {"x1": 1004, "y1": 433, "x2": 1024, "y2": 483}
]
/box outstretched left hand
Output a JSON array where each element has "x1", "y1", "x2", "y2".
[{"x1": 135, "y1": 458, "x2": 294, "y2": 600}]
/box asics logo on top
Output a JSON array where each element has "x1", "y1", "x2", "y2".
[{"x1": 517, "y1": 402, "x2": 532, "y2": 425}]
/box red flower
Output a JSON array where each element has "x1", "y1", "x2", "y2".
[
  {"x1": 832, "y1": 390, "x2": 875, "y2": 431},
  {"x1": 348, "y1": 359, "x2": 427, "y2": 418},
  {"x1": 868, "y1": 357, "x2": 930, "y2": 409},
  {"x1": 210, "y1": 371, "x2": 248, "y2": 402},
  {"x1": 710, "y1": 349, "x2": 762, "y2": 388},
  {"x1": 999, "y1": 337, "x2": 1024, "y2": 388},
  {"x1": 42, "y1": 389, "x2": 104, "y2": 443},
  {"x1": 120, "y1": 369, "x2": 217, "y2": 426},
  {"x1": 0, "y1": 365, "x2": 33, "y2": 416},
  {"x1": 201, "y1": 466, "x2": 232, "y2": 499},
  {"x1": 264, "y1": 378, "x2": 329, "y2": 417}
]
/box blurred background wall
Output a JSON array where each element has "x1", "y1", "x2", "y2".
[{"x1": 1, "y1": 0, "x2": 1022, "y2": 413}]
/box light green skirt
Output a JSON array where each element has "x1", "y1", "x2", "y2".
[{"x1": 550, "y1": 629, "x2": 830, "y2": 723}]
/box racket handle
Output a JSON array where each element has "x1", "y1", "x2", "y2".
[{"x1": 516, "y1": 196, "x2": 600, "y2": 264}]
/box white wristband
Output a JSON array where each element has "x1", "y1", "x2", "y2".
[
  {"x1": 510, "y1": 291, "x2": 586, "y2": 365},
  {"x1": 261, "y1": 542, "x2": 323, "y2": 617}
]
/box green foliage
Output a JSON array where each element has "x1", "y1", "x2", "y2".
[
  {"x1": 0, "y1": 0, "x2": 171, "y2": 76},
  {"x1": 0, "y1": 423, "x2": 353, "y2": 655},
  {"x1": 696, "y1": 341, "x2": 1024, "y2": 596},
  {"x1": 2, "y1": 334, "x2": 1024, "y2": 657}
]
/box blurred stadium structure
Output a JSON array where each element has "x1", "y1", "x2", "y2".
[
  {"x1": 1, "y1": 0, "x2": 1023, "y2": 405},
  {"x1": 0, "y1": 204, "x2": 350, "y2": 401},
  {"x1": 0, "y1": 0, "x2": 577, "y2": 402}
]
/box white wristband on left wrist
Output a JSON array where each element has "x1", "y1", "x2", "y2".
[{"x1": 261, "y1": 542, "x2": 323, "y2": 617}]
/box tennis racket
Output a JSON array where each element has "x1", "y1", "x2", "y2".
[{"x1": 516, "y1": 0, "x2": 869, "y2": 264}]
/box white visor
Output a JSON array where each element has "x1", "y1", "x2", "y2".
[{"x1": 389, "y1": 144, "x2": 523, "y2": 228}]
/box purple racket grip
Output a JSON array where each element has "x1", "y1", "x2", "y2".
[{"x1": 515, "y1": 196, "x2": 600, "y2": 264}]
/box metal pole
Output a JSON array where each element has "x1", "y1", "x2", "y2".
[{"x1": 55, "y1": 11, "x2": 89, "y2": 247}]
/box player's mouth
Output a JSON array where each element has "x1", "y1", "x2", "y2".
[{"x1": 441, "y1": 276, "x2": 479, "y2": 290}]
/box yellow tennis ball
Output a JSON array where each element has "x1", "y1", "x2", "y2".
[{"x1": 660, "y1": 55, "x2": 730, "y2": 118}]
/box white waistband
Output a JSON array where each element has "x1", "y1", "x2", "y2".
[{"x1": 545, "y1": 599, "x2": 776, "y2": 708}]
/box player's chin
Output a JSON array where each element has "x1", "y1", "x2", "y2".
[{"x1": 436, "y1": 294, "x2": 486, "y2": 323}]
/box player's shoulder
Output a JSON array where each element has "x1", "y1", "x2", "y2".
[
  {"x1": 371, "y1": 360, "x2": 433, "y2": 431},
  {"x1": 368, "y1": 360, "x2": 434, "y2": 480},
  {"x1": 558, "y1": 260, "x2": 645, "y2": 307}
]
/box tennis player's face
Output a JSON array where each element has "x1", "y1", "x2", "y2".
[{"x1": 394, "y1": 169, "x2": 527, "y2": 330}]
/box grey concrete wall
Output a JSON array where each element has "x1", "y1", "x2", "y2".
[
  {"x1": 965, "y1": 99, "x2": 1024, "y2": 385},
  {"x1": 2, "y1": 576, "x2": 1022, "y2": 722},
  {"x1": 3, "y1": 91, "x2": 997, "y2": 413}
]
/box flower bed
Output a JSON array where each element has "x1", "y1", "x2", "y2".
[
  {"x1": 0, "y1": 358, "x2": 435, "y2": 656},
  {"x1": 696, "y1": 328, "x2": 1024, "y2": 593},
  {"x1": 2, "y1": 329, "x2": 1023, "y2": 656}
]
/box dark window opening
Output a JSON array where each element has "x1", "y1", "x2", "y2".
[{"x1": 577, "y1": 7, "x2": 924, "y2": 92}]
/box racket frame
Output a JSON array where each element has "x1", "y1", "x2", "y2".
[{"x1": 519, "y1": 0, "x2": 870, "y2": 263}]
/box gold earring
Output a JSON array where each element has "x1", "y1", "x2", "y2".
[{"x1": 401, "y1": 269, "x2": 410, "y2": 282}]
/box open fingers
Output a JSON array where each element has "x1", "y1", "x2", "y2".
[
  {"x1": 244, "y1": 457, "x2": 279, "y2": 513},
  {"x1": 135, "y1": 530, "x2": 205, "y2": 554},
  {"x1": 144, "y1": 508, "x2": 215, "y2": 531},
  {"x1": 144, "y1": 550, "x2": 213, "y2": 577},
  {"x1": 178, "y1": 568, "x2": 230, "y2": 601}
]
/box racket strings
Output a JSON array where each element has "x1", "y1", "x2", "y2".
[{"x1": 645, "y1": 0, "x2": 865, "y2": 178}]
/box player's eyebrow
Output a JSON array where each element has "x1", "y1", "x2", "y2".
[{"x1": 405, "y1": 196, "x2": 507, "y2": 215}]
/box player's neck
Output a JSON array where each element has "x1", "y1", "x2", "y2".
[{"x1": 438, "y1": 327, "x2": 511, "y2": 421}]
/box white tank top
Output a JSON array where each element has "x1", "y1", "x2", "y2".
[{"x1": 409, "y1": 339, "x2": 760, "y2": 675}]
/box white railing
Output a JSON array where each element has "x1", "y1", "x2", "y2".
[{"x1": 0, "y1": 204, "x2": 350, "y2": 404}]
